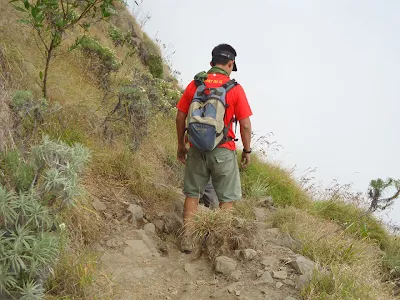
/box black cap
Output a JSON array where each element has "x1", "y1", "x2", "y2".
[{"x1": 211, "y1": 44, "x2": 237, "y2": 71}]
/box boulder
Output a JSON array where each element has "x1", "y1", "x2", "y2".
[
  {"x1": 289, "y1": 255, "x2": 316, "y2": 275},
  {"x1": 215, "y1": 256, "x2": 237, "y2": 274}
]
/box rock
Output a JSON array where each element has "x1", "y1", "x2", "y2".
[
  {"x1": 105, "y1": 237, "x2": 124, "y2": 247},
  {"x1": 163, "y1": 212, "x2": 183, "y2": 234},
  {"x1": 258, "y1": 196, "x2": 274, "y2": 207},
  {"x1": 174, "y1": 199, "x2": 184, "y2": 214},
  {"x1": 276, "y1": 282, "x2": 283, "y2": 289},
  {"x1": 256, "y1": 269, "x2": 264, "y2": 278},
  {"x1": 283, "y1": 279, "x2": 296, "y2": 287},
  {"x1": 154, "y1": 219, "x2": 165, "y2": 232},
  {"x1": 144, "y1": 223, "x2": 156, "y2": 234},
  {"x1": 215, "y1": 256, "x2": 237, "y2": 274},
  {"x1": 230, "y1": 270, "x2": 242, "y2": 281},
  {"x1": 272, "y1": 270, "x2": 288, "y2": 280},
  {"x1": 238, "y1": 249, "x2": 257, "y2": 261},
  {"x1": 278, "y1": 233, "x2": 301, "y2": 250},
  {"x1": 92, "y1": 198, "x2": 106, "y2": 211},
  {"x1": 289, "y1": 255, "x2": 316, "y2": 275},
  {"x1": 235, "y1": 290, "x2": 241, "y2": 296},
  {"x1": 261, "y1": 256, "x2": 279, "y2": 269},
  {"x1": 127, "y1": 204, "x2": 144, "y2": 223},
  {"x1": 256, "y1": 271, "x2": 274, "y2": 284},
  {"x1": 253, "y1": 207, "x2": 267, "y2": 221},
  {"x1": 124, "y1": 239, "x2": 152, "y2": 256}
]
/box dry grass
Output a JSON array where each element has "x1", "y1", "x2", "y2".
[
  {"x1": 272, "y1": 207, "x2": 392, "y2": 299},
  {"x1": 185, "y1": 207, "x2": 255, "y2": 260},
  {"x1": 0, "y1": 86, "x2": 13, "y2": 151}
]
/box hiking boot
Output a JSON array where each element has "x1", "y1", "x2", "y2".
[{"x1": 180, "y1": 234, "x2": 193, "y2": 254}]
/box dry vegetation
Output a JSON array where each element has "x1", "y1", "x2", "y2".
[{"x1": 0, "y1": 0, "x2": 399, "y2": 299}]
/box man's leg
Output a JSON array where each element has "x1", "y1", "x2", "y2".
[
  {"x1": 181, "y1": 148, "x2": 209, "y2": 253},
  {"x1": 209, "y1": 148, "x2": 242, "y2": 208}
]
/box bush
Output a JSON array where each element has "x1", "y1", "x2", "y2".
[
  {"x1": 146, "y1": 54, "x2": 163, "y2": 79},
  {"x1": 311, "y1": 200, "x2": 390, "y2": 250},
  {"x1": 240, "y1": 155, "x2": 311, "y2": 208},
  {"x1": 108, "y1": 25, "x2": 125, "y2": 46},
  {"x1": 80, "y1": 36, "x2": 120, "y2": 87},
  {"x1": 382, "y1": 237, "x2": 400, "y2": 279},
  {"x1": 0, "y1": 136, "x2": 90, "y2": 298},
  {"x1": 0, "y1": 150, "x2": 34, "y2": 192}
]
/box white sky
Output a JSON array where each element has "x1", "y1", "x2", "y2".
[{"x1": 127, "y1": 0, "x2": 399, "y2": 225}]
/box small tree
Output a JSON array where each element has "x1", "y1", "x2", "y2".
[
  {"x1": 10, "y1": 0, "x2": 116, "y2": 97},
  {"x1": 368, "y1": 178, "x2": 400, "y2": 212}
]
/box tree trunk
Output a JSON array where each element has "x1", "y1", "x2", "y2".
[{"x1": 42, "y1": 38, "x2": 55, "y2": 98}]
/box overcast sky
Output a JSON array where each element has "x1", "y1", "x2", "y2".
[{"x1": 127, "y1": 0, "x2": 399, "y2": 225}]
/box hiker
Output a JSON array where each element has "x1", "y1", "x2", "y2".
[{"x1": 176, "y1": 43, "x2": 253, "y2": 253}]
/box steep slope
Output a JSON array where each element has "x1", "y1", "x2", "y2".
[{"x1": 0, "y1": 1, "x2": 399, "y2": 300}]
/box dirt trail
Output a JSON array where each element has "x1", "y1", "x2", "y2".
[{"x1": 93, "y1": 202, "x2": 304, "y2": 300}]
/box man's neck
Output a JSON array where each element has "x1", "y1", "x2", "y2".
[{"x1": 208, "y1": 66, "x2": 230, "y2": 76}]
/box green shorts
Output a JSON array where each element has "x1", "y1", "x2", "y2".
[{"x1": 183, "y1": 147, "x2": 242, "y2": 203}]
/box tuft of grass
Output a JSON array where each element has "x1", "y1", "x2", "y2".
[
  {"x1": 186, "y1": 208, "x2": 255, "y2": 260},
  {"x1": 240, "y1": 155, "x2": 311, "y2": 208},
  {"x1": 311, "y1": 200, "x2": 390, "y2": 250}
]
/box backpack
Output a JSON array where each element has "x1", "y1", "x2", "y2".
[{"x1": 186, "y1": 77, "x2": 238, "y2": 152}]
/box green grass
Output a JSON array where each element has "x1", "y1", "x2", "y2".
[
  {"x1": 240, "y1": 155, "x2": 311, "y2": 208},
  {"x1": 311, "y1": 200, "x2": 390, "y2": 250}
]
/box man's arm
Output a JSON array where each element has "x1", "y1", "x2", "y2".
[
  {"x1": 176, "y1": 110, "x2": 188, "y2": 164},
  {"x1": 239, "y1": 117, "x2": 252, "y2": 168}
]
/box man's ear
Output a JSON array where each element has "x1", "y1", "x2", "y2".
[
  {"x1": 227, "y1": 60, "x2": 234, "y2": 69},
  {"x1": 210, "y1": 61, "x2": 213, "y2": 67}
]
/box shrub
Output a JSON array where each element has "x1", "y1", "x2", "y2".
[
  {"x1": 382, "y1": 237, "x2": 400, "y2": 279},
  {"x1": 108, "y1": 25, "x2": 125, "y2": 46},
  {"x1": 0, "y1": 150, "x2": 34, "y2": 192},
  {"x1": 79, "y1": 36, "x2": 120, "y2": 87},
  {"x1": 0, "y1": 136, "x2": 90, "y2": 298},
  {"x1": 146, "y1": 54, "x2": 163, "y2": 79}
]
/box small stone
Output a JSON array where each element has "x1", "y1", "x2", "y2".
[
  {"x1": 144, "y1": 223, "x2": 156, "y2": 234},
  {"x1": 272, "y1": 270, "x2": 288, "y2": 280},
  {"x1": 258, "y1": 271, "x2": 274, "y2": 284},
  {"x1": 276, "y1": 282, "x2": 283, "y2": 289},
  {"x1": 215, "y1": 256, "x2": 237, "y2": 274},
  {"x1": 258, "y1": 196, "x2": 274, "y2": 207},
  {"x1": 92, "y1": 198, "x2": 106, "y2": 211},
  {"x1": 235, "y1": 290, "x2": 241, "y2": 296},
  {"x1": 261, "y1": 256, "x2": 279, "y2": 268},
  {"x1": 253, "y1": 207, "x2": 267, "y2": 221},
  {"x1": 128, "y1": 204, "x2": 144, "y2": 221},
  {"x1": 256, "y1": 269, "x2": 264, "y2": 278},
  {"x1": 154, "y1": 219, "x2": 165, "y2": 231},
  {"x1": 289, "y1": 255, "x2": 316, "y2": 275},
  {"x1": 238, "y1": 249, "x2": 257, "y2": 261},
  {"x1": 196, "y1": 280, "x2": 206, "y2": 285},
  {"x1": 283, "y1": 279, "x2": 296, "y2": 287},
  {"x1": 230, "y1": 270, "x2": 242, "y2": 281}
]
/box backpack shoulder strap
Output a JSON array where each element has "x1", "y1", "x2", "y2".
[{"x1": 222, "y1": 79, "x2": 238, "y2": 93}]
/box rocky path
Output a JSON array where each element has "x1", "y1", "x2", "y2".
[{"x1": 91, "y1": 198, "x2": 315, "y2": 300}]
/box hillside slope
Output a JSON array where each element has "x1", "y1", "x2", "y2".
[{"x1": 0, "y1": 1, "x2": 399, "y2": 300}]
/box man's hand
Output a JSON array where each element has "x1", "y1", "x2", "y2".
[
  {"x1": 241, "y1": 152, "x2": 251, "y2": 168},
  {"x1": 177, "y1": 144, "x2": 188, "y2": 164}
]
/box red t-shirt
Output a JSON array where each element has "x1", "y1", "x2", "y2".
[{"x1": 177, "y1": 72, "x2": 252, "y2": 150}]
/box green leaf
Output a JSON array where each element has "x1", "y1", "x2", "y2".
[
  {"x1": 13, "y1": 5, "x2": 27, "y2": 12},
  {"x1": 18, "y1": 19, "x2": 31, "y2": 24},
  {"x1": 39, "y1": 71, "x2": 43, "y2": 80},
  {"x1": 23, "y1": 0, "x2": 30, "y2": 9}
]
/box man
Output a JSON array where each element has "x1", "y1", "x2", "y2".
[{"x1": 176, "y1": 43, "x2": 252, "y2": 253}]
